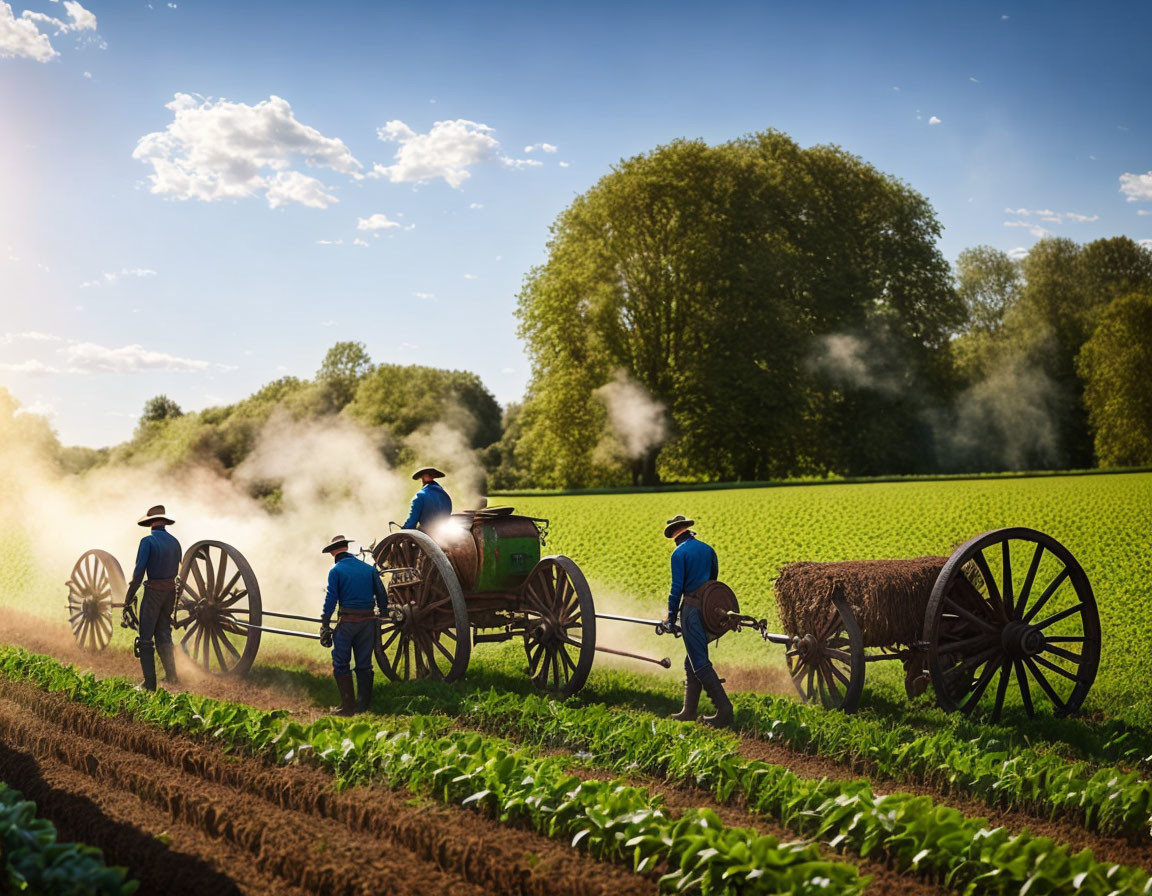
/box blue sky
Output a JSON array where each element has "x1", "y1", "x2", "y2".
[{"x1": 2, "y1": 0, "x2": 1150, "y2": 447}]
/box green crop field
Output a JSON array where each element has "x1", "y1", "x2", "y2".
[{"x1": 504, "y1": 471, "x2": 1152, "y2": 727}]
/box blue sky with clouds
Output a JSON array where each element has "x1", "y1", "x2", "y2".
[{"x1": 2, "y1": 0, "x2": 1150, "y2": 446}]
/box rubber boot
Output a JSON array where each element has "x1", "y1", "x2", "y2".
[
  {"x1": 137, "y1": 647, "x2": 157, "y2": 692},
  {"x1": 670, "y1": 659, "x2": 702, "y2": 722},
  {"x1": 330, "y1": 674, "x2": 356, "y2": 717},
  {"x1": 697, "y1": 666, "x2": 733, "y2": 729},
  {"x1": 355, "y1": 670, "x2": 374, "y2": 714},
  {"x1": 156, "y1": 642, "x2": 180, "y2": 685}
]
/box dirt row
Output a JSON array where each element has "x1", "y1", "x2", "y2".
[
  {"x1": 0, "y1": 678, "x2": 657, "y2": 896},
  {"x1": 737, "y1": 735, "x2": 1152, "y2": 868}
]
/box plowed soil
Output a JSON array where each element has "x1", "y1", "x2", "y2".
[{"x1": 0, "y1": 678, "x2": 657, "y2": 896}]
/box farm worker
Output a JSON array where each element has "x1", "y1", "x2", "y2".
[
  {"x1": 663, "y1": 514, "x2": 732, "y2": 728},
  {"x1": 319, "y1": 534, "x2": 389, "y2": 716},
  {"x1": 123, "y1": 504, "x2": 182, "y2": 691},
  {"x1": 402, "y1": 466, "x2": 452, "y2": 530}
]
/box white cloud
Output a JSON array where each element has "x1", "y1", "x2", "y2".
[
  {"x1": 559, "y1": 161, "x2": 570, "y2": 168},
  {"x1": 0, "y1": 359, "x2": 58, "y2": 374},
  {"x1": 1, "y1": 330, "x2": 63, "y2": 344},
  {"x1": 320, "y1": 320, "x2": 335, "y2": 327},
  {"x1": 928, "y1": 116, "x2": 942, "y2": 125},
  {"x1": 1120, "y1": 171, "x2": 1152, "y2": 202},
  {"x1": 0, "y1": 0, "x2": 97, "y2": 62},
  {"x1": 370, "y1": 118, "x2": 542, "y2": 187},
  {"x1": 316, "y1": 238, "x2": 343, "y2": 245},
  {"x1": 463, "y1": 273, "x2": 477, "y2": 280},
  {"x1": 523, "y1": 142, "x2": 558, "y2": 153},
  {"x1": 1138, "y1": 209, "x2": 1151, "y2": 217},
  {"x1": 413, "y1": 291, "x2": 434, "y2": 301},
  {"x1": 1003, "y1": 207, "x2": 1098, "y2": 224},
  {"x1": 82, "y1": 69, "x2": 90, "y2": 78},
  {"x1": 969, "y1": 76, "x2": 980, "y2": 83},
  {"x1": 63, "y1": 342, "x2": 220, "y2": 374},
  {"x1": 352, "y1": 237, "x2": 369, "y2": 247},
  {"x1": 79, "y1": 267, "x2": 157, "y2": 287},
  {"x1": 468, "y1": 202, "x2": 483, "y2": 209},
  {"x1": 1007, "y1": 246, "x2": 1029, "y2": 261},
  {"x1": 501, "y1": 366, "x2": 515, "y2": 374},
  {"x1": 133, "y1": 93, "x2": 360, "y2": 208},
  {"x1": 356, "y1": 212, "x2": 401, "y2": 231},
  {"x1": 1140, "y1": 239, "x2": 1152, "y2": 250},
  {"x1": 15, "y1": 398, "x2": 56, "y2": 418},
  {"x1": 1004, "y1": 220, "x2": 1052, "y2": 238}
]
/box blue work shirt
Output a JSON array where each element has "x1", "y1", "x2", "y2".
[
  {"x1": 667, "y1": 534, "x2": 719, "y2": 618},
  {"x1": 127, "y1": 527, "x2": 182, "y2": 596},
  {"x1": 402, "y1": 481, "x2": 452, "y2": 530},
  {"x1": 322, "y1": 552, "x2": 388, "y2": 620}
]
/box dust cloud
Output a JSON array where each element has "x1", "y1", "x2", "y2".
[
  {"x1": 0, "y1": 399, "x2": 485, "y2": 621},
  {"x1": 592, "y1": 370, "x2": 667, "y2": 466}
]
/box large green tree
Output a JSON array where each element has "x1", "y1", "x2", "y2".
[
  {"x1": 1077, "y1": 292, "x2": 1152, "y2": 467},
  {"x1": 515, "y1": 131, "x2": 961, "y2": 486}
]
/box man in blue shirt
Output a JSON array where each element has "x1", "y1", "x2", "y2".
[
  {"x1": 402, "y1": 466, "x2": 452, "y2": 531},
  {"x1": 124, "y1": 504, "x2": 182, "y2": 691},
  {"x1": 319, "y1": 534, "x2": 389, "y2": 715},
  {"x1": 663, "y1": 514, "x2": 731, "y2": 728}
]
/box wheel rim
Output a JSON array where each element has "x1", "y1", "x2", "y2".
[
  {"x1": 785, "y1": 595, "x2": 864, "y2": 712},
  {"x1": 925, "y1": 527, "x2": 1101, "y2": 720},
  {"x1": 66, "y1": 550, "x2": 124, "y2": 651},
  {"x1": 373, "y1": 531, "x2": 470, "y2": 682},
  {"x1": 520, "y1": 556, "x2": 596, "y2": 698},
  {"x1": 174, "y1": 540, "x2": 262, "y2": 676}
]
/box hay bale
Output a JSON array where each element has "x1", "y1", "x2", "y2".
[{"x1": 774, "y1": 557, "x2": 948, "y2": 647}]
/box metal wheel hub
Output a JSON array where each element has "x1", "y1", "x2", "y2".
[
  {"x1": 528, "y1": 618, "x2": 561, "y2": 646},
  {"x1": 1002, "y1": 621, "x2": 1044, "y2": 659},
  {"x1": 793, "y1": 634, "x2": 819, "y2": 661}
]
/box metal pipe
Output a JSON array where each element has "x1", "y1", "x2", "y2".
[
  {"x1": 595, "y1": 612, "x2": 665, "y2": 627},
  {"x1": 257, "y1": 609, "x2": 325, "y2": 624},
  {"x1": 230, "y1": 620, "x2": 323, "y2": 640},
  {"x1": 564, "y1": 637, "x2": 671, "y2": 668}
]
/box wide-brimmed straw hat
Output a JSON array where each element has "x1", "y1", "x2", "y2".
[
  {"x1": 411, "y1": 466, "x2": 446, "y2": 481},
  {"x1": 321, "y1": 534, "x2": 353, "y2": 554},
  {"x1": 664, "y1": 515, "x2": 695, "y2": 538},
  {"x1": 137, "y1": 505, "x2": 175, "y2": 527}
]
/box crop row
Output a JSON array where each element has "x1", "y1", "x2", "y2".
[
  {"x1": 0, "y1": 647, "x2": 863, "y2": 896},
  {"x1": 0, "y1": 781, "x2": 135, "y2": 895},
  {"x1": 728, "y1": 693, "x2": 1152, "y2": 839},
  {"x1": 459, "y1": 690, "x2": 1152, "y2": 896}
]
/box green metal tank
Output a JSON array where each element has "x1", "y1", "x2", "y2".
[{"x1": 436, "y1": 510, "x2": 543, "y2": 593}]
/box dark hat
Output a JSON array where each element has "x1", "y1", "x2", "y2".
[
  {"x1": 137, "y1": 505, "x2": 175, "y2": 527},
  {"x1": 664, "y1": 515, "x2": 695, "y2": 538},
  {"x1": 411, "y1": 466, "x2": 446, "y2": 481},
  {"x1": 321, "y1": 534, "x2": 352, "y2": 554}
]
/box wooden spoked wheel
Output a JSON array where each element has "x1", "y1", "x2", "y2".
[
  {"x1": 785, "y1": 595, "x2": 865, "y2": 712},
  {"x1": 373, "y1": 530, "x2": 470, "y2": 682},
  {"x1": 173, "y1": 540, "x2": 262, "y2": 676},
  {"x1": 519, "y1": 556, "x2": 596, "y2": 698},
  {"x1": 925, "y1": 527, "x2": 1101, "y2": 721},
  {"x1": 66, "y1": 550, "x2": 125, "y2": 651}
]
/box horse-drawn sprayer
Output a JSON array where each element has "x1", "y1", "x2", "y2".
[{"x1": 66, "y1": 515, "x2": 1100, "y2": 720}]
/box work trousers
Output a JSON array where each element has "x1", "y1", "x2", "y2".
[
  {"x1": 332, "y1": 618, "x2": 376, "y2": 676},
  {"x1": 680, "y1": 604, "x2": 711, "y2": 675},
  {"x1": 138, "y1": 587, "x2": 175, "y2": 653}
]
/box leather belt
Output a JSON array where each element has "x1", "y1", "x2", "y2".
[
  {"x1": 338, "y1": 610, "x2": 378, "y2": 623},
  {"x1": 145, "y1": 578, "x2": 176, "y2": 592},
  {"x1": 680, "y1": 589, "x2": 704, "y2": 611}
]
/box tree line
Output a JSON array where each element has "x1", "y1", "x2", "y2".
[{"x1": 8, "y1": 128, "x2": 1150, "y2": 491}]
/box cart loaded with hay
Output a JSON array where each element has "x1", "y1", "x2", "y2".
[{"x1": 633, "y1": 526, "x2": 1100, "y2": 720}]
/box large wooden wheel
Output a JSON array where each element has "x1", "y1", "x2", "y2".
[
  {"x1": 925, "y1": 527, "x2": 1101, "y2": 721},
  {"x1": 785, "y1": 594, "x2": 865, "y2": 712},
  {"x1": 519, "y1": 556, "x2": 596, "y2": 698},
  {"x1": 66, "y1": 550, "x2": 125, "y2": 651},
  {"x1": 373, "y1": 530, "x2": 470, "y2": 682},
  {"x1": 173, "y1": 540, "x2": 262, "y2": 676}
]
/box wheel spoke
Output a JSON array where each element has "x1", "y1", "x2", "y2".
[
  {"x1": 936, "y1": 632, "x2": 997, "y2": 656},
  {"x1": 971, "y1": 549, "x2": 1007, "y2": 621},
  {"x1": 1033, "y1": 602, "x2": 1085, "y2": 631},
  {"x1": 1022, "y1": 567, "x2": 1071, "y2": 623},
  {"x1": 942, "y1": 598, "x2": 999, "y2": 633},
  {"x1": 1013, "y1": 659, "x2": 1034, "y2": 717},
  {"x1": 990, "y1": 660, "x2": 1011, "y2": 722},
  {"x1": 1000, "y1": 540, "x2": 1013, "y2": 617},
  {"x1": 1043, "y1": 643, "x2": 1082, "y2": 664},
  {"x1": 946, "y1": 643, "x2": 1001, "y2": 676},
  {"x1": 211, "y1": 629, "x2": 229, "y2": 671},
  {"x1": 220, "y1": 631, "x2": 242, "y2": 660},
  {"x1": 960, "y1": 654, "x2": 1000, "y2": 713},
  {"x1": 214, "y1": 551, "x2": 229, "y2": 600},
  {"x1": 1024, "y1": 656, "x2": 1067, "y2": 712},
  {"x1": 1015, "y1": 543, "x2": 1045, "y2": 618},
  {"x1": 1031, "y1": 653, "x2": 1080, "y2": 683}
]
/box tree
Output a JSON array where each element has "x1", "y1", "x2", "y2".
[
  {"x1": 955, "y1": 246, "x2": 1022, "y2": 337},
  {"x1": 139, "y1": 394, "x2": 183, "y2": 426},
  {"x1": 316, "y1": 341, "x2": 372, "y2": 411},
  {"x1": 516, "y1": 130, "x2": 962, "y2": 485},
  {"x1": 1077, "y1": 292, "x2": 1152, "y2": 467}
]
